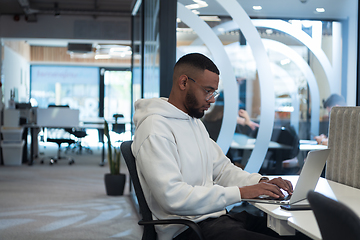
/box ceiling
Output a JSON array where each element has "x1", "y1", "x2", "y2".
[
  {"x1": 0, "y1": 0, "x2": 356, "y2": 48},
  {"x1": 179, "y1": 0, "x2": 357, "y2": 20},
  {"x1": 0, "y1": 0, "x2": 136, "y2": 52},
  {"x1": 0, "y1": 0, "x2": 135, "y2": 18}
]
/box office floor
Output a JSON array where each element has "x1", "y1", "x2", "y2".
[{"x1": 0, "y1": 142, "x2": 142, "y2": 240}]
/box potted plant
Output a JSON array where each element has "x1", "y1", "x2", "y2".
[{"x1": 104, "y1": 120, "x2": 126, "y2": 196}]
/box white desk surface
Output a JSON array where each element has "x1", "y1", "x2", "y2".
[
  {"x1": 231, "y1": 137, "x2": 291, "y2": 150},
  {"x1": 231, "y1": 137, "x2": 327, "y2": 151},
  {"x1": 251, "y1": 176, "x2": 360, "y2": 240},
  {"x1": 299, "y1": 140, "x2": 328, "y2": 151}
]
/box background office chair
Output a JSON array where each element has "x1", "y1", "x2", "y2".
[
  {"x1": 112, "y1": 114, "x2": 126, "y2": 135},
  {"x1": 120, "y1": 141, "x2": 204, "y2": 240},
  {"x1": 326, "y1": 106, "x2": 360, "y2": 188},
  {"x1": 43, "y1": 105, "x2": 75, "y2": 165},
  {"x1": 65, "y1": 128, "x2": 93, "y2": 155},
  {"x1": 307, "y1": 191, "x2": 360, "y2": 240},
  {"x1": 259, "y1": 125, "x2": 300, "y2": 175},
  {"x1": 45, "y1": 137, "x2": 75, "y2": 165}
]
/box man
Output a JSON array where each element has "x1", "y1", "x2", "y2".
[
  {"x1": 132, "y1": 53, "x2": 294, "y2": 240},
  {"x1": 314, "y1": 93, "x2": 346, "y2": 146}
]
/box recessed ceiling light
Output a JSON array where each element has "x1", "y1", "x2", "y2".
[
  {"x1": 253, "y1": 6, "x2": 262, "y2": 11},
  {"x1": 185, "y1": 0, "x2": 208, "y2": 10},
  {"x1": 316, "y1": 8, "x2": 325, "y2": 13},
  {"x1": 280, "y1": 59, "x2": 291, "y2": 65},
  {"x1": 95, "y1": 54, "x2": 111, "y2": 60},
  {"x1": 266, "y1": 29, "x2": 273, "y2": 34}
]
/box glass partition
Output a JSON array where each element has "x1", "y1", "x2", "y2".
[{"x1": 177, "y1": 0, "x2": 358, "y2": 173}]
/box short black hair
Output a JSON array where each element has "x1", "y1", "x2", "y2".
[
  {"x1": 323, "y1": 94, "x2": 346, "y2": 108},
  {"x1": 174, "y1": 53, "x2": 220, "y2": 75}
]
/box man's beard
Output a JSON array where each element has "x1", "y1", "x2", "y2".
[{"x1": 185, "y1": 90, "x2": 205, "y2": 119}]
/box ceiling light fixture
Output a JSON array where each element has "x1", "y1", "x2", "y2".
[
  {"x1": 253, "y1": 6, "x2": 262, "y2": 11},
  {"x1": 316, "y1": 8, "x2": 325, "y2": 13},
  {"x1": 265, "y1": 29, "x2": 273, "y2": 34},
  {"x1": 192, "y1": 10, "x2": 200, "y2": 15},
  {"x1": 95, "y1": 54, "x2": 111, "y2": 60},
  {"x1": 199, "y1": 16, "x2": 221, "y2": 21},
  {"x1": 185, "y1": 0, "x2": 208, "y2": 10},
  {"x1": 280, "y1": 59, "x2": 291, "y2": 65}
]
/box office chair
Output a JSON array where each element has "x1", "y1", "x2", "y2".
[
  {"x1": 112, "y1": 114, "x2": 126, "y2": 135},
  {"x1": 65, "y1": 128, "x2": 93, "y2": 155},
  {"x1": 307, "y1": 191, "x2": 360, "y2": 240},
  {"x1": 326, "y1": 106, "x2": 360, "y2": 188},
  {"x1": 259, "y1": 125, "x2": 300, "y2": 175},
  {"x1": 44, "y1": 138, "x2": 75, "y2": 165},
  {"x1": 120, "y1": 141, "x2": 204, "y2": 240},
  {"x1": 43, "y1": 105, "x2": 75, "y2": 165}
]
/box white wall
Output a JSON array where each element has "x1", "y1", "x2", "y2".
[{"x1": 2, "y1": 46, "x2": 30, "y2": 107}]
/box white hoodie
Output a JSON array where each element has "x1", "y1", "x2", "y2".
[{"x1": 132, "y1": 98, "x2": 262, "y2": 240}]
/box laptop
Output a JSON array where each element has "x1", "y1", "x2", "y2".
[{"x1": 242, "y1": 148, "x2": 330, "y2": 206}]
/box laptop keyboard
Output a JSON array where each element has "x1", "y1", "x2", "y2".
[{"x1": 257, "y1": 189, "x2": 291, "y2": 201}]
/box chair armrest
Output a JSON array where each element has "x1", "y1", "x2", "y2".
[{"x1": 139, "y1": 219, "x2": 204, "y2": 240}]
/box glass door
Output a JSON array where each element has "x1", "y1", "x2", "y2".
[{"x1": 103, "y1": 69, "x2": 132, "y2": 143}]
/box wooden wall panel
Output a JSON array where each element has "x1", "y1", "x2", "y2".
[
  {"x1": 30, "y1": 46, "x2": 131, "y2": 66},
  {"x1": 4, "y1": 41, "x2": 31, "y2": 61}
]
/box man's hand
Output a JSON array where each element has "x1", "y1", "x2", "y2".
[
  {"x1": 239, "y1": 177, "x2": 293, "y2": 199},
  {"x1": 238, "y1": 109, "x2": 259, "y2": 130},
  {"x1": 314, "y1": 134, "x2": 328, "y2": 145}
]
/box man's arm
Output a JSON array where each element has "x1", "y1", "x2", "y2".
[
  {"x1": 210, "y1": 140, "x2": 293, "y2": 199},
  {"x1": 135, "y1": 134, "x2": 242, "y2": 216},
  {"x1": 239, "y1": 177, "x2": 293, "y2": 199}
]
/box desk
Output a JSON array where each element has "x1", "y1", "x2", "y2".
[
  {"x1": 299, "y1": 140, "x2": 328, "y2": 151},
  {"x1": 251, "y1": 176, "x2": 360, "y2": 239},
  {"x1": 231, "y1": 134, "x2": 292, "y2": 150},
  {"x1": 26, "y1": 123, "x2": 106, "y2": 166}
]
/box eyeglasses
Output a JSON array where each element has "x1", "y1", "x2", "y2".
[{"x1": 187, "y1": 76, "x2": 219, "y2": 101}]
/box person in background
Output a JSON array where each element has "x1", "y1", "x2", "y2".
[
  {"x1": 314, "y1": 94, "x2": 346, "y2": 146},
  {"x1": 238, "y1": 109, "x2": 259, "y2": 131},
  {"x1": 131, "y1": 53, "x2": 305, "y2": 240},
  {"x1": 202, "y1": 91, "x2": 259, "y2": 141}
]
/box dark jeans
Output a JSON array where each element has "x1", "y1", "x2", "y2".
[{"x1": 174, "y1": 211, "x2": 311, "y2": 240}]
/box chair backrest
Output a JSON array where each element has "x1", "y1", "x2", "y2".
[
  {"x1": 307, "y1": 191, "x2": 360, "y2": 240},
  {"x1": 270, "y1": 125, "x2": 300, "y2": 160},
  {"x1": 120, "y1": 140, "x2": 157, "y2": 240},
  {"x1": 113, "y1": 114, "x2": 126, "y2": 134},
  {"x1": 327, "y1": 106, "x2": 360, "y2": 188}
]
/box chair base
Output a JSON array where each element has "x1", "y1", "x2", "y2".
[{"x1": 43, "y1": 138, "x2": 75, "y2": 165}]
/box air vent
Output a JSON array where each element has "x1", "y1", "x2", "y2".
[{"x1": 67, "y1": 43, "x2": 93, "y2": 53}]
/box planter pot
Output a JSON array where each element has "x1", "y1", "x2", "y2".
[{"x1": 104, "y1": 173, "x2": 126, "y2": 196}]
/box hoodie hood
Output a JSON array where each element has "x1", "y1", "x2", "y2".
[{"x1": 133, "y1": 97, "x2": 190, "y2": 129}]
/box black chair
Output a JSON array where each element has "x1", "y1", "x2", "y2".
[
  {"x1": 65, "y1": 128, "x2": 93, "y2": 154},
  {"x1": 259, "y1": 125, "x2": 300, "y2": 174},
  {"x1": 120, "y1": 141, "x2": 204, "y2": 240},
  {"x1": 43, "y1": 105, "x2": 76, "y2": 165},
  {"x1": 112, "y1": 114, "x2": 126, "y2": 135},
  {"x1": 45, "y1": 138, "x2": 75, "y2": 165},
  {"x1": 307, "y1": 191, "x2": 360, "y2": 240}
]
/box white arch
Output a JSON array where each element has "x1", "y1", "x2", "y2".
[
  {"x1": 177, "y1": 3, "x2": 238, "y2": 154},
  {"x1": 195, "y1": 19, "x2": 335, "y2": 94},
  {"x1": 192, "y1": 22, "x2": 323, "y2": 135},
  {"x1": 270, "y1": 63, "x2": 300, "y2": 133},
  {"x1": 262, "y1": 39, "x2": 320, "y2": 135},
  {"x1": 252, "y1": 19, "x2": 336, "y2": 94},
  {"x1": 216, "y1": 0, "x2": 275, "y2": 173}
]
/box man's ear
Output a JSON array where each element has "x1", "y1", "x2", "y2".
[{"x1": 179, "y1": 75, "x2": 188, "y2": 90}]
